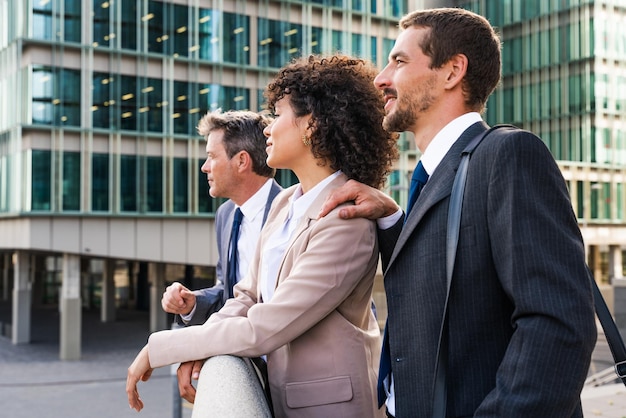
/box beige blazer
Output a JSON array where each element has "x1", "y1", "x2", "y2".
[{"x1": 149, "y1": 174, "x2": 383, "y2": 418}]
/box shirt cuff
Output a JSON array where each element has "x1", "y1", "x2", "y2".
[
  {"x1": 377, "y1": 208, "x2": 403, "y2": 230},
  {"x1": 179, "y1": 303, "x2": 197, "y2": 324}
]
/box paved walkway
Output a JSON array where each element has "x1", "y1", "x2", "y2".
[
  {"x1": 0, "y1": 305, "x2": 625, "y2": 417},
  {"x1": 0, "y1": 305, "x2": 192, "y2": 418}
]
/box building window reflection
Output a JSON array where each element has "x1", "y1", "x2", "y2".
[
  {"x1": 258, "y1": 18, "x2": 303, "y2": 68},
  {"x1": 146, "y1": 156, "x2": 163, "y2": 212},
  {"x1": 32, "y1": 150, "x2": 52, "y2": 211},
  {"x1": 32, "y1": 0, "x2": 81, "y2": 42},
  {"x1": 173, "y1": 158, "x2": 189, "y2": 213},
  {"x1": 32, "y1": 67, "x2": 80, "y2": 127},
  {"x1": 120, "y1": 155, "x2": 137, "y2": 212},
  {"x1": 62, "y1": 152, "x2": 80, "y2": 211},
  {"x1": 92, "y1": 153, "x2": 109, "y2": 212}
]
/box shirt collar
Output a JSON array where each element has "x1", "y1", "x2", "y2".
[
  {"x1": 237, "y1": 178, "x2": 274, "y2": 221},
  {"x1": 420, "y1": 112, "x2": 482, "y2": 176},
  {"x1": 288, "y1": 171, "x2": 342, "y2": 220}
]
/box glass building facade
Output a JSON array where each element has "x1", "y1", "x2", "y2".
[
  {"x1": 2, "y1": 0, "x2": 626, "y2": 286},
  {"x1": 455, "y1": 0, "x2": 626, "y2": 281},
  {"x1": 0, "y1": 0, "x2": 407, "y2": 218}
]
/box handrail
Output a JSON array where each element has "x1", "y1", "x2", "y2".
[{"x1": 191, "y1": 355, "x2": 273, "y2": 418}]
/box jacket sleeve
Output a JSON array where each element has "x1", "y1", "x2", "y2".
[
  {"x1": 147, "y1": 211, "x2": 377, "y2": 368},
  {"x1": 476, "y1": 129, "x2": 596, "y2": 416}
]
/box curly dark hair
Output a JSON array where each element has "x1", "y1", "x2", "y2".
[{"x1": 264, "y1": 54, "x2": 399, "y2": 189}]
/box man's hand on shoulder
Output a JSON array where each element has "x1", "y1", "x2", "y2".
[
  {"x1": 161, "y1": 282, "x2": 196, "y2": 316},
  {"x1": 318, "y1": 179, "x2": 400, "y2": 220}
]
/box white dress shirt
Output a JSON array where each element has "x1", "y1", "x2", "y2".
[
  {"x1": 384, "y1": 112, "x2": 482, "y2": 416},
  {"x1": 181, "y1": 178, "x2": 275, "y2": 322},
  {"x1": 260, "y1": 171, "x2": 342, "y2": 302}
]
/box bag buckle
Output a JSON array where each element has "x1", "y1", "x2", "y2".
[{"x1": 615, "y1": 360, "x2": 626, "y2": 378}]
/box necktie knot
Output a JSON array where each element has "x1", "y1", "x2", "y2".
[{"x1": 233, "y1": 207, "x2": 243, "y2": 226}]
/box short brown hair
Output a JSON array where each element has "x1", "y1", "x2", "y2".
[
  {"x1": 197, "y1": 109, "x2": 275, "y2": 178},
  {"x1": 400, "y1": 8, "x2": 502, "y2": 112}
]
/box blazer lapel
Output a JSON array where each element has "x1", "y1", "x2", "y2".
[
  {"x1": 272, "y1": 174, "x2": 349, "y2": 289},
  {"x1": 386, "y1": 122, "x2": 489, "y2": 270}
]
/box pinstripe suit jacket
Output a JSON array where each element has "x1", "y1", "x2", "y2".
[
  {"x1": 184, "y1": 180, "x2": 282, "y2": 325},
  {"x1": 380, "y1": 121, "x2": 597, "y2": 417}
]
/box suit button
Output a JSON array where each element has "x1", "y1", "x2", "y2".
[{"x1": 395, "y1": 358, "x2": 404, "y2": 362}]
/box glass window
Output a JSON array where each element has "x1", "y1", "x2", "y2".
[
  {"x1": 258, "y1": 19, "x2": 303, "y2": 68},
  {"x1": 138, "y1": 77, "x2": 163, "y2": 132},
  {"x1": 121, "y1": 0, "x2": 138, "y2": 50},
  {"x1": 64, "y1": 0, "x2": 81, "y2": 42},
  {"x1": 198, "y1": 159, "x2": 213, "y2": 214},
  {"x1": 32, "y1": 67, "x2": 54, "y2": 125},
  {"x1": 32, "y1": 67, "x2": 80, "y2": 126},
  {"x1": 174, "y1": 81, "x2": 193, "y2": 135},
  {"x1": 92, "y1": 153, "x2": 109, "y2": 211},
  {"x1": 198, "y1": 8, "x2": 219, "y2": 61},
  {"x1": 198, "y1": 84, "x2": 250, "y2": 112},
  {"x1": 32, "y1": 0, "x2": 53, "y2": 40},
  {"x1": 173, "y1": 158, "x2": 189, "y2": 213},
  {"x1": 577, "y1": 181, "x2": 584, "y2": 218},
  {"x1": 171, "y1": 3, "x2": 189, "y2": 58},
  {"x1": 311, "y1": 27, "x2": 323, "y2": 55},
  {"x1": 275, "y1": 169, "x2": 298, "y2": 188},
  {"x1": 223, "y1": 12, "x2": 250, "y2": 64},
  {"x1": 92, "y1": 72, "x2": 113, "y2": 129},
  {"x1": 120, "y1": 75, "x2": 138, "y2": 131},
  {"x1": 352, "y1": 33, "x2": 363, "y2": 57},
  {"x1": 120, "y1": 155, "x2": 137, "y2": 212},
  {"x1": 147, "y1": 0, "x2": 165, "y2": 54},
  {"x1": 93, "y1": 0, "x2": 112, "y2": 48},
  {"x1": 146, "y1": 156, "x2": 163, "y2": 212},
  {"x1": 32, "y1": 150, "x2": 52, "y2": 211},
  {"x1": 62, "y1": 151, "x2": 80, "y2": 211}
]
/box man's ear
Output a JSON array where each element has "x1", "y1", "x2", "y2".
[
  {"x1": 444, "y1": 53, "x2": 468, "y2": 90},
  {"x1": 235, "y1": 151, "x2": 252, "y2": 173}
]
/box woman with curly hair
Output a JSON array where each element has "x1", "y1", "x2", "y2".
[{"x1": 127, "y1": 54, "x2": 398, "y2": 418}]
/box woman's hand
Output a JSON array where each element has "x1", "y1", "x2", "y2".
[{"x1": 126, "y1": 344, "x2": 154, "y2": 412}]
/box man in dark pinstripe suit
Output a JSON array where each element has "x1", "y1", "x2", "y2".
[{"x1": 320, "y1": 8, "x2": 596, "y2": 418}]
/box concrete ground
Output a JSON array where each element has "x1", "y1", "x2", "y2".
[
  {"x1": 0, "y1": 304, "x2": 625, "y2": 417},
  {"x1": 0, "y1": 305, "x2": 192, "y2": 418}
]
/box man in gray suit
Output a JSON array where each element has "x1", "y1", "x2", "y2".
[
  {"x1": 320, "y1": 8, "x2": 596, "y2": 418},
  {"x1": 161, "y1": 109, "x2": 281, "y2": 402}
]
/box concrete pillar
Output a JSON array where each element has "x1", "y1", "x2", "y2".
[
  {"x1": 12, "y1": 251, "x2": 31, "y2": 344},
  {"x1": 614, "y1": 278, "x2": 626, "y2": 339},
  {"x1": 192, "y1": 356, "x2": 272, "y2": 418},
  {"x1": 60, "y1": 253, "x2": 81, "y2": 361},
  {"x1": 101, "y1": 259, "x2": 116, "y2": 323},
  {"x1": 588, "y1": 245, "x2": 602, "y2": 283},
  {"x1": 2, "y1": 252, "x2": 10, "y2": 301},
  {"x1": 150, "y1": 263, "x2": 168, "y2": 332},
  {"x1": 609, "y1": 245, "x2": 624, "y2": 283}
]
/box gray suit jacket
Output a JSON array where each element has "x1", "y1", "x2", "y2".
[
  {"x1": 184, "y1": 179, "x2": 282, "y2": 326},
  {"x1": 380, "y1": 122, "x2": 597, "y2": 417}
]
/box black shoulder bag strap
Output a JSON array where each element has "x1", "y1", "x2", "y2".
[{"x1": 432, "y1": 125, "x2": 626, "y2": 418}]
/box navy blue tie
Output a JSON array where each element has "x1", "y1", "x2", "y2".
[
  {"x1": 377, "y1": 160, "x2": 429, "y2": 407},
  {"x1": 406, "y1": 160, "x2": 429, "y2": 217},
  {"x1": 227, "y1": 208, "x2": 243, "y2": 299}
]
